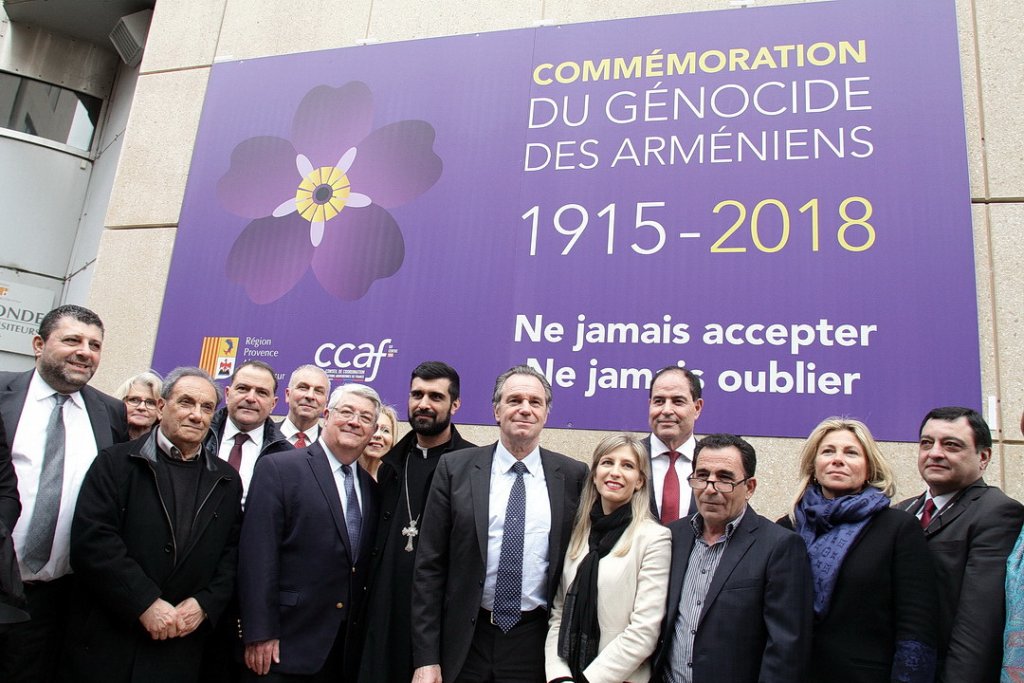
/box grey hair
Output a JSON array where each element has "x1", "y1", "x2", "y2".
[
  {"x1": 161, "y1": 367, "x2": 223, "y2": 405},
  {"x1": 327, "y1": 383, "x2": 382, "y2": 421},
  {"x1": 288, "y1": 364, "x2": 331, "y2": 390},
  {"x1": 114, "y1": 371, "x2": 163, "y2": 401},
  {"x1": 491, "y1": 364, "x2": 552, "y2": 408}
]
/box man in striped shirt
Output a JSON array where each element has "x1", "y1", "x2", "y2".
[{"x1": 654, "y1": 434, "x2": 813, "y2": 683}]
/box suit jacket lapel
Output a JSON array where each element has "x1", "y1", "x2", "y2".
[
  {"x1": 81, "y1": 385, "x2": 115, "y2": 449},
  {"x1": 471, "y1": 446, "x2": 495, "y2": 561},
  {"x1": 698, "y1": 511, "x2": 758, "y2": 625},
  {"x1": 0, "y1": 372, "x2": 31, "y2": 449},
  {"x1": 307, "y1": 444, "x2": 351, "y2": 553},
  {"x1": 665, "y1": 526, "x2": 696, "y2": 626},
  {"x1": 541, "y1": 448, "x2": 566, "y2": 595},
  {"x1": 924, "y1": 480, "x2": 986, "y2": 537}
]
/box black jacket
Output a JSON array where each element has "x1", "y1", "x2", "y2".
[
  {"x1": 357, "y1": 425, "x2": 476, "y2": 683},
  {"x1": 203, "y1": 408, "x2": 293, "y2": 463},
  {"x1": 779, "y1": 506, "x2": 938, "y2": 683},
  {"x1": 64, "y1": 432, "x2": 243, "y2": 683}
]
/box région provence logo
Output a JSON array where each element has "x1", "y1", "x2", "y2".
[{"x1": 217, "y1": 81, "x2": 443, "y2": 303}]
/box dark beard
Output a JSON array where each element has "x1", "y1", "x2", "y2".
[{"x1": 409, "y1": 411, "x2": 451, "y2": 437}]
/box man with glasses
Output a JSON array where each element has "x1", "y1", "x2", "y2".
[
  {"x1": 238, "y1": 384, "x2": 381, "y2": 682},
  {"x1": 653, "y1": 434, "x2": 812, "y2": 683}
]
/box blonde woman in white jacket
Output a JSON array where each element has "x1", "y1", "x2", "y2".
[{"x1": 545, "y1": 434, "x2": 671, "y2": 683}]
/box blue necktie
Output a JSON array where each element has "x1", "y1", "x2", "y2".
[
  {"x1": 493, "y1": 461, "x2": 527, "y2": 633},
  {"x1": 341, "y1": 464, "x2": 362, "y2": 561},
  {"x1": 23, "y1": 394, "x2": 68, "y2": 572}
]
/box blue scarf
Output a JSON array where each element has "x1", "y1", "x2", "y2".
[{"x1": 794, "y1": 485, "x2": 890, "y2": 618}]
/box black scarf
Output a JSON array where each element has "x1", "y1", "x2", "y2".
[{"x1": 557, "y1": 499, "x2": 632, "y2": 682}]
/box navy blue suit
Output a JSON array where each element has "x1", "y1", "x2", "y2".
[{"x1": 238, "y1": 442, "x2": 377, "y2": 677}]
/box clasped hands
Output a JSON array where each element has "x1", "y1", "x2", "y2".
[{"x1": 139, "y1": 596, "x2": 205, "y2": 640}]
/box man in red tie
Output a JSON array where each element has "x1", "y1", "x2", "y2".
[
  {"x1": 644, "y1": 366, "x2": 703, "y2": 524},
  {"x1": 204, "y1": 360, "x2": 292, "y2": 507},
  {"x1": 896, "y1": 407, "x2": 1024, "y2": 683},
  {"x1": 280, "y1": 365, "x2": 330, "y2": 448}
]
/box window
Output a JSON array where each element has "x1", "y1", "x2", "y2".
[{"x1": 0, "y1": 71, "x2": 103, "y2": 150}]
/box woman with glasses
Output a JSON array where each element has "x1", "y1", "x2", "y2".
[
  {"x1": 545, "y1": 434, "x2": 670, "y2": 683},
  {"x1": 779, "y1": 417, "x2": 937, "y2": 683},
  {"x1": 114, "y1": 371, "x2": 163, "y2": 440}
]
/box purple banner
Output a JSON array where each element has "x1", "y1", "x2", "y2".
[{"x1": 153, "y1": 0, "x2": 977, "y2": 441}]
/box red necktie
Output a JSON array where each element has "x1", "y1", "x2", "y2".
[
  {"x1": 920, "y1": 498, "x2": 937, "y2": 529},
  {"x1": 294, "y1": 431, "x2": 308, "y2": 448},
  {"x1": 661, "y1": 450, "x2": 681, "y2": 524},
  {"x1": 228, "y1": 432, "x2": 247, "y2": 471}
]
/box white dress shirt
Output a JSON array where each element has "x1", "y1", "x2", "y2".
[
  {"x1": 917, "y1": 490, "x2": 956, "y2": 521},
  {"x1": 481, "y1": 443, "x2": 551, "y2": 612},
  {"x1": 11, "y1": 371, "x2": 98, "y2": 581},
  {"x1": 650, "y1": 433, "x2": 696, "y2": 516},
  {"x1": 217, "y1": 419, "x2": 266, "y2": 506},
  {"x1": 320, "y1": 439, "x2": 363, "y2": 522},
  {"x1": 280, "y1": 417, "x2": 319, "y2": 447}
]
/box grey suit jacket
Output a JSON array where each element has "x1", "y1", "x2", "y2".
[
  {"x1": 410, "y1": 443, "x2": 588, "y2": 680},
  {"x1": 653, "y1": 506, "x2": 813, "y2": 683},
  {"x1": 0, "y1": 370, "x2": 128, "y2": 529},
  {"x1": 897, "y1": 479, "x2": 1024, "y2": 683}
]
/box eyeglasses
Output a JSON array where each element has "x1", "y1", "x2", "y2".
[
  {"x1": 331, "y1": 408, "x2": 376, "y2": 426},
  {"x1": 686, "y1": 476, "x2": 750, "y2": 493},
  {"x1": 125, "y1": 396, "x2": 158, "y2": 409}
]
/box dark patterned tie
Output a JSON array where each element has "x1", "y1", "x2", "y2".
[
  {"x1": 493, "y1": 461, "x2": 528, "y2": 632},
  {"x1": 23, "y1": 394, "x2": 68, "y2": 572},
  {"x1": 342, "y1": 464, "x2": 362, "y2": 561}
]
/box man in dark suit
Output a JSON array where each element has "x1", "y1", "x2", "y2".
[
  {"x1": 896, "y1": 406, "x2": 1024, "y2": 683},
  {"x1": 0, "y1": 304, "x2": 129, "y2": 683},
  {"x1": 238, "y1": 383, "x2": 381, "y2": 682},
  {"x1": 65, "y1": 367, "x2": 243, "y2": 682},
  {"x1": 411, "y1": 364, "x2": 588, "y2": 683},
  {"x1": 644, "y1": 366, "x2": 703, "y2": 524},
  {"x1": 654, "y1": 434, "x2": 813, "y2": 683}
]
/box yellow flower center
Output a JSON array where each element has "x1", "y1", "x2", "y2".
[{"x1": 295, "y1": 166, "x2": 352, "y2": 223}]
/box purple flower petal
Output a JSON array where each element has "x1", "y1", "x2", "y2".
[
  {"x1": 310, "y1": 204, "x2": 404, "y2": 300},
  {"x1": 291, "y1": 83, "x2": 374, "y2": 168},
  {"x1": 217, "y1": 136, "x2": 298, "y2": 219},
  {"x1": 226, "y1": 213, "x2": 314, "y2": 304},
  {"x1": 351, "y1": 120, "x2": 442, "y2": 208}
]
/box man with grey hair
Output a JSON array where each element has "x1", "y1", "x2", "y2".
[
  {"x1": 280, "y1": 365, "x2": 330, "y2": 448},
  {"x1": 411, "y1": 365, "x2": 588, "y2": 683},
  {"x1": 63, "y1": 366, "x2": 243, "y2": 681},
  {"x1": 239, "y1": 383, "x2": 381, "y2": 681}
]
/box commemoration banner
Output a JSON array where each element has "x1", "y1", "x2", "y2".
[{"x1": 153, "y1": 0, "x2": 977, "y2": 441}]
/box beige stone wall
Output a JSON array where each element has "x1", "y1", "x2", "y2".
[{"x1": 88, "y1": 0, "x2": 1024, "y2": 522}]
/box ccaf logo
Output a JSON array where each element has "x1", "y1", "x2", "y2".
[
  {"x1": 314, "y1": 338, "x2": 396, "y2": 382},
  {"x1": 199, "y1": 337, "x2": 239, "y2": 379}
]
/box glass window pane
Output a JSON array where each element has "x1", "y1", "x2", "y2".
[{"x1": 0, "y1": 71, "x2": 103, "y2": 150}]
